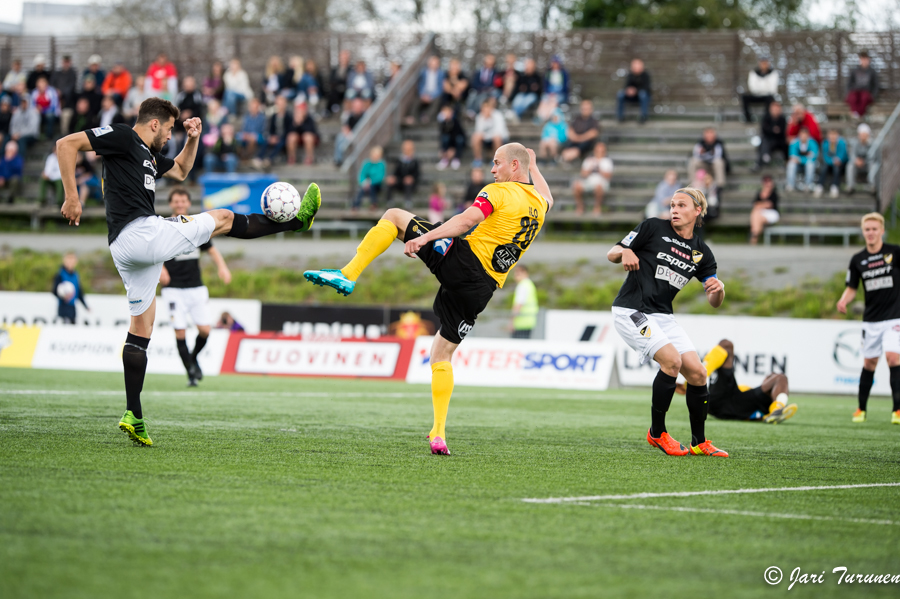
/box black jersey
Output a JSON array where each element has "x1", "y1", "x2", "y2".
[
  {"x1": 846, "y1": 243, "x2": 900, "y2": 322},
  {"x1": 164, "y1": 241, "x2": 213, "y2": 288},
  {"x1": 85, "y1": 123, "x2": 175, "y2": 244},
  {"x1": 612, "y1": 218, "x2": 718, "y2": 315}
]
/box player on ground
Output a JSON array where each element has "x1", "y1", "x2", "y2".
[
  {"x1": 57, "y1": 97, "x2": 321, "y2": 446},
  {"x1": 678, "y1": 339, "x2": 797, "y2": 423},
  {"x1": 303, "y1": 143, "x2": 552, "y2": 456},
  {"x1": 836, "y1": 212, "x2": 900, "y2": 425},
  {"x1": 607, "y1": 188, "x2": 728, "y2": 457},
  {"x1": 160, "y1": 187, "x2": 232, "y2": 387}
]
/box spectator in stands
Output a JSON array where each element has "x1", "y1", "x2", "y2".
[
  {"x1": 3, "y1": 59, "x2": 26, "y2": 91},
  {"x1": 560, "y1": 99, "x2": 599, "y2": 163},
  {"x1": 510, "y1": 59, "x2": 542, "y2": 119},
  {"x1": 51, "y1": 55, "x2": 77, "y2": 134},
  {"x1": 538, "y1": 108, "x2": 567, "y2": 164},
  {"x1": 30, "y1": 77, "x2": 60, "y2": 139},
  {"x1": 223, "y1": 58, "x2": 253, "y2": 116},
  {"x1": 689, "y1": 127, "x2": 727, "y2": 188},
  {"x1": 26, "y1": 55, "x2": 51, "y2": 92},
  {"x1": 78, "y1": 76, "x2": 103, "y2": 118},
  {"x1": 384, "y1": 61, "x2": 402, "y2": 88},
  {"x1": 749, "y1": 175, "x2": 780, "y2": 245},
  {"x1": 145, "y1": 52, "x2": 178, "y2": 100},
  {"x1": 755, "y1": 101, "x2": 788, "y2": 171},
  {"x1": 499, "y1": 53, "x2": 520, "y2": 105},
  {"x1": 9, "y1": 96, "x2": 39, "y2": 157},
  {"x1": 467, "y1": 54, "x2": 498, "y2": 118},
  {"x1": 436, "y1": 103, "x2": 465, "y2": 170},
  {"x1": 616, "y1": 58, "x2": 651, "y2": 123},
  {"x1": 263, "y1": 56, "x2": 289, "y2": 105},
  {"x1": 334, "y1": 97, "x2": 366, "y2": 166},
  {"x1": 200, "y1": 98, "x2": 229, "y2": 154},
  {"x1": 786, "y1": 127, "x2": 819, "y2": 192},
  {"x1": 0, "y1": 97, "x2": 12, "y2": 146},
  {"x1": 412, "y1": 55, "x2": 444, "y2": 124},
  {"x1": 204, "y1": 123, "x2": 239, "y2": 174},
  {"x1": 689, "y1": 168, "x2": 720, "y2": 220},
  {"x1": 440, "y1": 58, "x2": 469, "y2": 112},
  {"x1": 255, "y1": 95, "x2": 291, "y2": 169},
  {"x1": 74, "y1": 151, "x2": 100, "y2": 204},
  {"x1": 742, "y1": 56, "x2": 778, "y2": 123},
  {"x1": 428, "y1": 182, "x2": 447, "y2": 223},
  {"x1": 175, "y1": 76, "x2": 205, "y2": 122},
  {"x1": 645, "y1": 169, "x2": 680, "y2": 219},
  {"x1": 345, "y1": 60, "x2": 375, "y2": 105},
  {"x1": 462, "y1": 166, "x2": 484, "y2": 211},
  {"x1": 101, "y1": 61, "x2": 132, "y2": 104},
  {"x1": 353, "y1": 145, "x2": 386, "y2": 210},
  {"x1": 285, "y1": 56, "x2": 304, "y2": 101},
  {"x1": 299, "y1": 60, "x2": 325, "y2": 113},
  {"x1": 385, "y1": 139, "x2": 420, "y2": 209},
  {"x1": 70, "y1": 97, "x2": 96, "y2": 133},
  {"x1": 203, "y1": 61, "x2": 225, "y2": 102},
  {"x1": 573, "y1": 142, "x2": 613, "y2": 215},
  {"x1": 815, "y1": 128, "x2": 848, "y2": 199},
  {"x1": 238, "y1": 97, "x2": 266, "y2": 159},
  {"x1": 122, "y1": 75, "x2": 149, "y2": 123},
  {"x1": 98, "y1": 94, "x2": 125, "y2": 129},
  {"x1": 846, "y1": 123, "x2": 873, "y2": 194},
  {"x1": 82, "y1": 55, "x2": 105, "y2": 93},
  {"x1": 40, "y1": 145, "x2": 63, "y2": 206},
  {"x1": 787, "y1": 103, "x2": 821, "y2": 143},
  {"x1": 536, "y1": 55, "x2": 569, "y2": 121},
  {"x1": 286, "y1": 102, "x2": 319, "y2": 165},
  {"x1": 471, "y1": 98, "x2": 509, "y2": 167},
  {"x1": 328, "y1": 49, "x2": 352, "y2": 115},
  {"x1": 846, "y1": 50, "x2": 879, "y2": 118},
  {"x1": 0, "y1": 140, "x2": 24, "y2": 202}
]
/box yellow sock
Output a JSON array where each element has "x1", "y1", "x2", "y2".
[
  {"x1": 429, "y1": 361, "x2": 453, "y2": 440},
  {"x1": 341, "y1": 219, "x2": 398, "y2": 281},
  {"x1": 703, "y1": 344, "x2": 729, "y2": 377}
]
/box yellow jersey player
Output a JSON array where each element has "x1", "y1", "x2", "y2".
[{"x1": 304, "y1": 143, "x2": 553, "y2": 455}]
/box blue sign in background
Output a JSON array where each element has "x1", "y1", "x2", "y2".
[{"x1": 199, "y1": 173, "x2": 278, "y2": 214}]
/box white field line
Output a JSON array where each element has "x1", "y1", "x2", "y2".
[
  {"x1": 589, "y1": 503, "x2": 899, "y2": 526},
  {"x1": 522, "y1": 482, "x2": 900, "y2": 504}
]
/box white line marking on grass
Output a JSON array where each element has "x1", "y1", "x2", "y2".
[
  {"x1": 0, "y1": 390, "x2": 426, "y2": 398},
  {"x1": 593, "y1": 504, "x2": 899, "y2": 526},
  {"x1": 522, "y1": 482, "x2": 900, "y2": 504}
]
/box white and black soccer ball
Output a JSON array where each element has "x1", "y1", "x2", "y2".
[
  {"x1": 261, "y1": 182, "x2": 302, "y2": 223},
  {"x1": 56, "y1": 280, "x2": 76, "y2": 301}
]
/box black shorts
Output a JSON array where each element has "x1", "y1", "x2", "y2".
[
  {"x1": 405, "y1": 216, "x2": 497, "y2": 344},
  {"x1": 708, "y1": 367, "x2": 771, "y2": 420}
]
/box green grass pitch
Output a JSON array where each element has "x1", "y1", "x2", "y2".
[{"x1": 2, "y1": 368, "x2": 899, "y2": 598}]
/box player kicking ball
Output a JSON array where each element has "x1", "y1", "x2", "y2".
[
  {"x1": 160, "y1": 187, "x2": 232, "y2": 386},
  {"x1": 58, "y1": 98, "x2": 321, "y2": 446},
  {"x1": 836, "y1": 212, "x2": 900, "y2": 425},
  {"x1": 607, "y1": 188, "x2": 728, "y2": 457},
  {"x1": 303, "y1": 144, "x2": 553, "y2": 455}
]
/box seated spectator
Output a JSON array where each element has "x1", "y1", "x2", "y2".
[
  {"x1": 75, "y1": 151, "x2": 101, "y2": 204},
  {"x1": 223, "y1": 58, "x2": 253, "y2": 116},
  {"x1": 412, "y1": 55, "x2": 444, "y2": 124},
  {"x1": 254, "y1": 95, "x2": 292, "y2": 169},
  {"x1": 385, "y1": 140, "x2": 420, "y2": 209},
  {"x1": 9, "y1": 96, "x2": 39, "y2": 156},
  {"x1": 263, "y1": 56, "x2": 289, "y2": 105},
  {"x1": 82, "y1": 55, "x2": 105, "y2": 93},
  {"x1": 51, "y1": 55, "x2": 77, "y2": 134},
  {"x1": 77, "y1": 76, "x2": 103, "y2": 118},
  {"x1": 201, "y1": 98, "x2": 229, "y2": 147},
  {"x1": 749, "y1": 175, "x2": 779, "y2": 245},
  {"x1": 328, "y1": 50, "x2": 352, "y2": 115},
  {"x1": 286, "y1": 102, "x2": 319, "y2": 165},
  {"x1": 204, "y1": 123, "x2": 239, "y2": 173},
  {"x1": 815, "y1": 128, "x2": 848, "y2": 198},
  {"x1": 3, "y1": 59, "x2": 26, "y2": 91},
  {"x1": 334, "y1": 97, "x2": 366, "y2": 166},
  {"x1": 461, "y1": 166, "x2": 484, "y2": 212},
  {"x1": 645, "y1": 169, "x2": 680, "y2": 219},
  {"x1": 440, "y1": 58, "x2": 469, "y2": 112},
  {"x1": 536, "y1": 55, "x2": 569, "y2": 121},
  {"x1": 203, "y1": 61, "x2": 225, "y2": 102},
  {"x1": 298, "y1": 59, "x2": 325, "y2": 113},
  {"x1": 436, "y1": 103, "x2": 465, "y2": 170},
  {"x1": 467, "y1": 54, "x2": 498, "y2": 117},
  {"x1": 384, "y1": 61, "x2": 402, "y2": 88},
  {"x1": 688, "y1": 127, "x2": 727, "y2": 188},
  {"x1": 510, "y1": 59, "x2": 542, "y2": 119},
  {"x1": 40, "y1": 146, "x2": 63, "y2": 206},
  {"x1": 122, "y1": 75, "x2": 150, "y2": 122},
  {"x1": 846, "y1": 50, "x2": 878, "y2": 118},
  {"x1": 345, "y1": 60, "x2": 375, "y2": 105},
  {"x1": 689, "y1": 168, "x2": 720, "y2": 220},
  {"x1": 30, "y1": 77, "x2": 60, "y2": 139},
  {"x1": 175, "y1": 76, "x2": 205, "y2": 122},
  {"x1": 69, "y1": 97, "x2": 97, "y2": 133},
  {"x1": 26, "y1": 55, "x2": 51, "y2": 92},
  {"x1": 538, "y1": 108, "x2": 567, "y2": 163},
  {"x1": 846, "y1": 123, "x2": 873, "y2": 194},
  {"x1": 786, "y1": 127, "x2": 819, "y2": 192},
  {"x1": 471, "y1": 99, "x2": 508, "y2": 167},
  {"x1": 97, "y1": 94, "x2": 125, "y2": 129},
  {"x1": 144, "y1": 52, "x2": 178, "y2": 100},
  {"x1": 616, "y1": 58, "x2": 651, "y2": 123},
  {"x1": 756, "y1": 101, "x2": 788, "y2": 170},
  {"x1": 560, "y1": 99, "x2": 599, "y2": 163},
  {"x1": 0, "y1": 97, "x2": 12, "y2": 146},
  {"x1": 0, "y1": 140, "x2": 24, "y2": 203},
  {"x1": 499, "y1": 54, "x2": 520, "y2": 105},
  {"x1": 238, "y1": 97, "x2": 266, "y2": 159},
  {"x1": 428, "y1": 182, "x2": 447, "y2": 223},
  {"x1": 573, "y1": 142, "x2": 613, "y2": 215},
  {"x1": 787, "y1": 103, "x2": 821, "y2": 143},
  {"x1": 353, "y1": 145, "x2": 386, "y2": 210},
  {"x1": 742, "y1": 56, "x2": 778, "y2": 123},
  {"x1": 101, "y1": 61, "x2": 132, "y2": 104}
]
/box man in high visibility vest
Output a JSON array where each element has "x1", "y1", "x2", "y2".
[{"x1": 511, "y1": 264, "x2": 538, "y2": 338}]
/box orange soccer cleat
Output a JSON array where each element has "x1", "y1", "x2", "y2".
[
  {"x1": 690, "y1": 439, "x2": 729, "y2": 457},
  {"x1": 646, "y1": 428, "x2": 688, "y2": 456}
]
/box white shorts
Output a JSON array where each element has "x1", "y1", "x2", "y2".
[
  {"x1": 161, "y1": 286, "x2": 212, "y2": 329},
  {"x1": 110, "y1": 213, "x2": 216, "y2": 316},
  {"x1": 762, "y1": 209, "x2": 780, "y2": 224},
  {"x1": 582, "y1": 173, "x2": 611, "y2": 193},
  {"x1": 861, "y1": 319, "x2": 900, "y2": 359},
  {"x1": 612, "y1": 306, "x2": 696, "y2": 364}
]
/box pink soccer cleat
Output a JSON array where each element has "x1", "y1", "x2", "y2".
[{"x1": 430, "y1": 436, "x2": 450, "y2": 455}]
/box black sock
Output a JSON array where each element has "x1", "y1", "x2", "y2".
[
  {"x1": 686, "y1": 383, "x2": 709, "y2": 447},
  {"x1": 123, "y1": 333, "x2": 149, "y2": 419},
  {"x1": 191, "y1": 334, "x2": 208, "y2": 361},
  {"x1": 650, "y1": 371, "x2": 677, "y2": 437},
  {"x1": 176, "y1": 338, "x2": 192, "y2": 371},
  {"x1": 890, "y1": 366, "x2": 900, "y2": 412},
  {"x1": 858, "y1": 368, "x2": 875, "y2": 411},
  {"x1": 226, "y1": 213, "x2": 308, "y2": 239}
]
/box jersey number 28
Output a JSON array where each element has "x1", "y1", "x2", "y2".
[{"x1": 512, "y1": 216, "x2": 539, "y2": 250}]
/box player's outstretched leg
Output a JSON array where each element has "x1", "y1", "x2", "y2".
[{"x1": 223, "y1": 182, "x2": 321, "y2": 239}]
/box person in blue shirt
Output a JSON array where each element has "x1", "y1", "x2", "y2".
[
  {"x1": 0, "y1": 139, "x2": 24, "y2": 203},
  {"x1": 238, "y1": 97, "x2": 266, "y2": 159},
  {"x1": 353, "y1": 145, "x2": 386, "y2": 210},
  {"x1": 815, "y1": 128, "x2": 849, "y2": 198},
  {"x1": 52, "y1": 252, "x2": 89, "y2": 324},
  {"x1": 538, "y1": 108, "x2": 567, "y2": 163},
  {"x1": 786, "y1": 127, "x2": 819, "y2": 192}
]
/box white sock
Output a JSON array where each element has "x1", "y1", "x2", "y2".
[{"x1": 776, "y1": 392, "x2": 789, "y2": 406}]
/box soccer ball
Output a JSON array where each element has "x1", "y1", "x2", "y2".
[
  {"x1": 261, "y1": 182, "x2": 301, "y2": 223},
  {"x1": 56, "y1": 281, "x2": 76, "y2": 301}
]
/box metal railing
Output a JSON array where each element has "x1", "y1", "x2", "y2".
[{"x1": 871, "y1": 99, "x2": 900, "y2": 220}]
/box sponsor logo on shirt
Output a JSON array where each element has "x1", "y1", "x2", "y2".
[
  {"x1": 862, "y1": 265, "x2": 892, "y2": 279},
  {"x1": 477, "y1": 191, "x2": 489, "y2": 200},
  {"x1": 656, "y1": 252, "x2": 697, "y2": 274},
  {"x1": 663, "y1": 236, "x2": 692, "y2": 251},
  {"x1": 143, "y1": 174, "x2": 155, "y2": 191},
  {"x1": 621, "y1": 231, "x2": 638, "y2": 247},
  {"x1": 655, "y1": 265, "x2": 689, "y2": 289},
  {"x1": 671, "y1": 247, "x2": 690, "y2": 261},
  {"x1": 143, "y1": 159, "x2": 158, "y2": 177},
  {"x1": 865, "y1": 277, "x2": 894, "y2": 292},
  {"x1": 91, "y1": 125, "x2": 113, "y2": 136},
  {"x1": 433, "y1": 238, "x2": 453, "y2": 256}
]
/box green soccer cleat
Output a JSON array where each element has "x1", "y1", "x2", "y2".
[
  {"x1": 852, "y1": 409, "x2": 867, "y2": 423},
  {"x1": 118, "y1": 410, "x2": 153, "y2": 446},
  {"x1": 303, "y1": 269, "x2": 355, "y2": 296},
  {"x1": 296, "y1": 182, "x2": 321, "y2": 232}
]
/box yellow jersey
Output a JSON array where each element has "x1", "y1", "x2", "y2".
[{"x1": 466, "y1": 181, "x2": 548, "y2": 288}]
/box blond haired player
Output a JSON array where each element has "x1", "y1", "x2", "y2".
[
  {"x1": 304, "y1": 143, "x2": 553, "y2": 455},
  {"x1": 837, "y1": 212, "x2": 900, "y2": 425}
]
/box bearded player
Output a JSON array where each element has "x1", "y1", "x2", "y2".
[
  {"x1": 304, "y1": 143, "x2": 552, "y2": 455},
  {"x1": 837, "y1": 212, "x2": 900, "y2": 425},
  {"x1": 607, "y1": 188, "x2": 728, "y2": 457},
  {"x1": 58, "y1": 97, "x2": 321, "y2": 446}
]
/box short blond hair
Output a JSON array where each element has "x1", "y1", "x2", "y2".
[
  {"x1": 861, "y1": 212, "x2": 884, "y2": 228},
  {"x1": 500, "y1": 142, "x2": 530, "y2": 172},
  {"x1": 674, "y1": 187, "x2": 708, "y2": 223}
]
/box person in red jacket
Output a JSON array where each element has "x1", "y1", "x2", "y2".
[
  {"x1": 101, "y1": 62, "x2": 133, "y2": 104},
  {"x1": 786, "y1": 103, "x2": 821, "y2": 144}
]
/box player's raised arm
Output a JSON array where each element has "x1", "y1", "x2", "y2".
[
  {"x1": 166, "y1": 117, "x2": 202, "y2": 181},
  {"x1": 403, "y1": 207, "x2": 486, "y2": 257},
  {"x1": 526, "y1": 148, "x2": 553, "y2": 210},
  {"x1": 57, "y1": 131, "x2": 93, "y2": 226}
]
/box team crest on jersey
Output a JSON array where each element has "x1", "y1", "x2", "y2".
[
  {"x1": 178, "y1": 215, "x2": 194, "y2": 223},
  {"x1": 886, "y1": 254, "x2": 893, "y2": 264},
  {"x1": 639, "y1": 325, "x2": 651, "y2": 338},
  {"x1": 692, "y1": 250, "x2": 703, "y2": 264}
]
